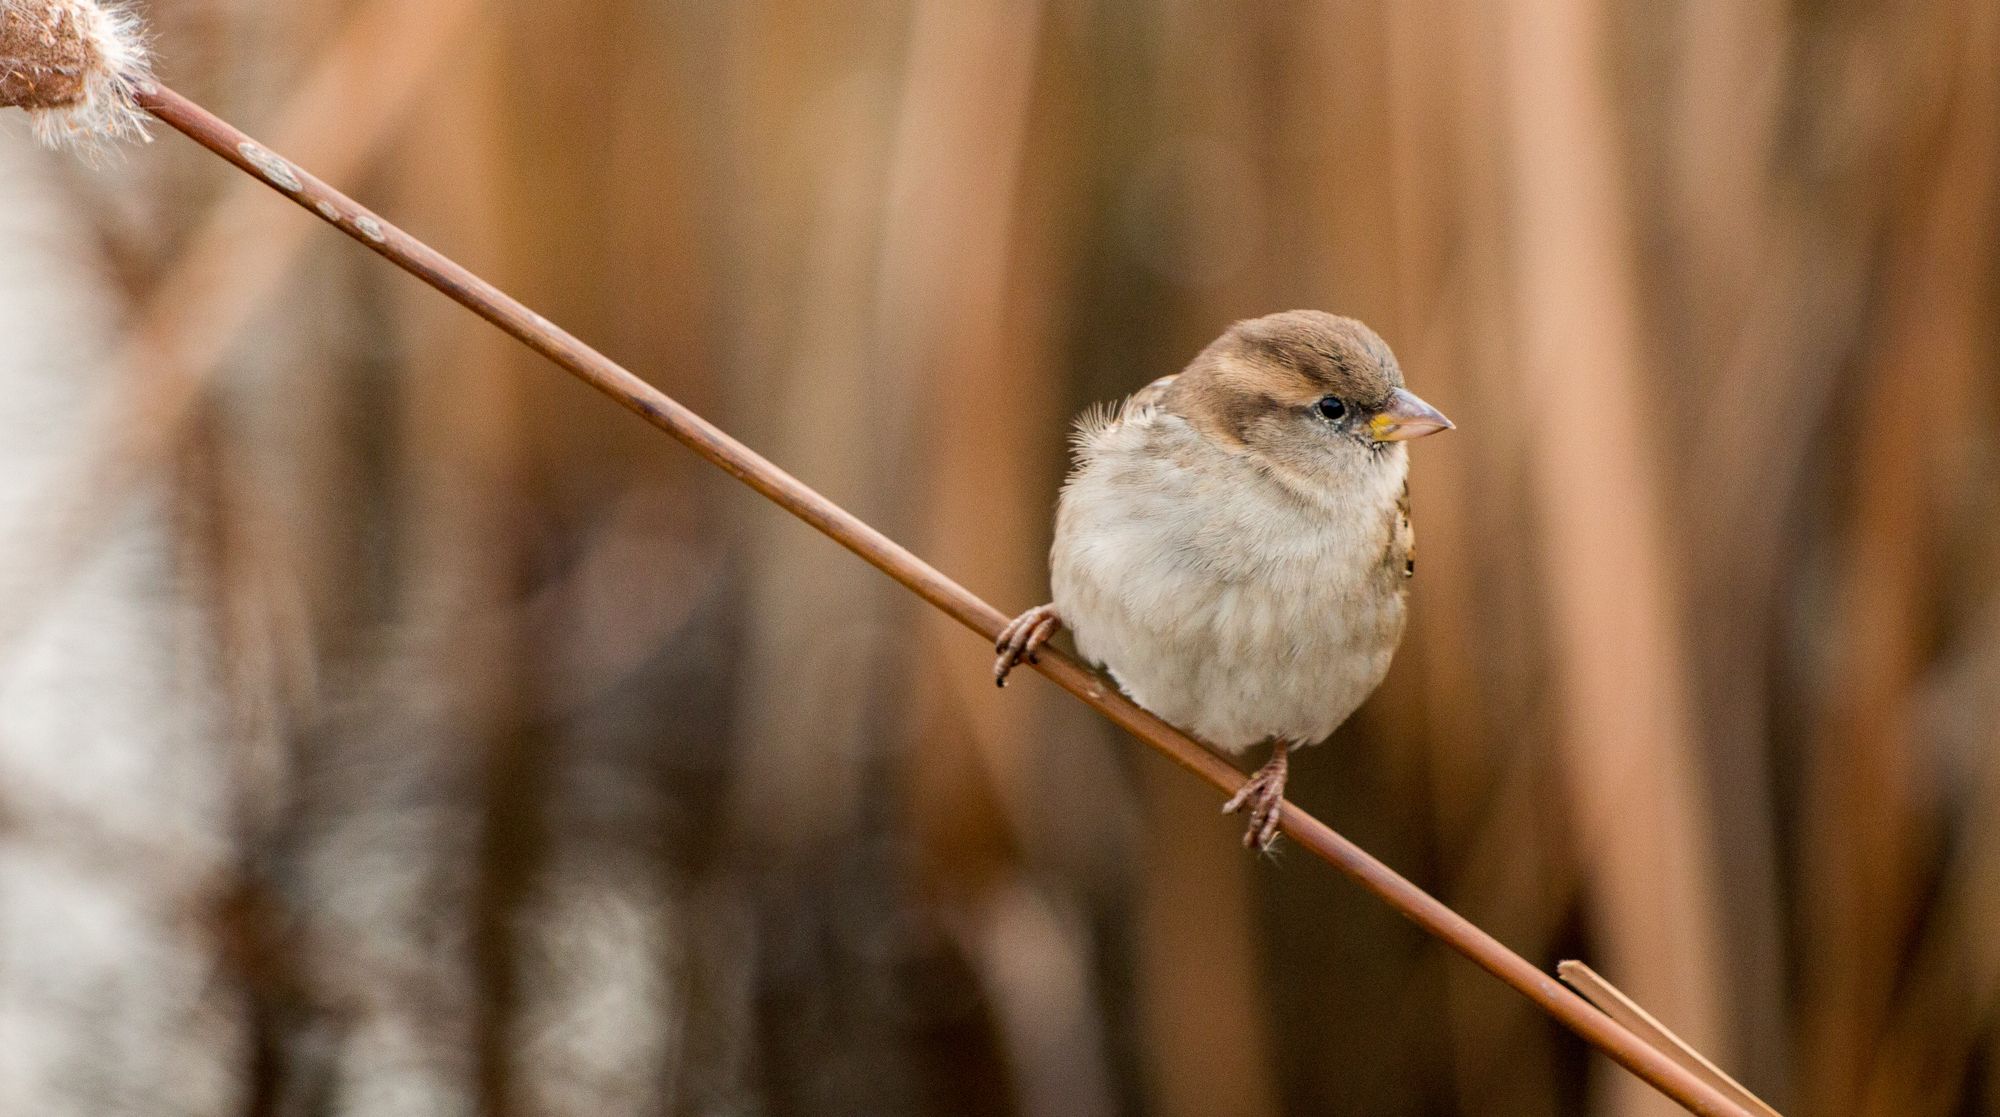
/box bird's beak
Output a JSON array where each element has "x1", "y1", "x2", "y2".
[{"x1": 1368, "y1": 388, "x2": 1454, "y2": 442}]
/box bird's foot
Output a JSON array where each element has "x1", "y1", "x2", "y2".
[
  {"x1": 1222, "y1": 743, "x2": 1290, "y2": 851},
  {"x1": 994, "y1": 604, "x2": 1062, "y2": 687}
]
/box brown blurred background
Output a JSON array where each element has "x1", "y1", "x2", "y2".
[{"x1": 1, "y1": 0, "x2": 1997, "y2": 1114}]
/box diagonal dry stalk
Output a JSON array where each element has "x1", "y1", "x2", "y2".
[
  {"x1": 82, "y1": 81, "x2": 1762, "y2": 1117},
  {"x1": 1560, "y1": 962, "x2": 1784, "y2": 1117}
]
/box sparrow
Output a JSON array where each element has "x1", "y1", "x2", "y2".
[{"x1": 994, "y1": 311, "x2": 1452, "y2": 850}]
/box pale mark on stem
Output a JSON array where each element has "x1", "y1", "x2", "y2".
[{"x1": 236, "y1": 141, "x2": 301, "y2": 192}]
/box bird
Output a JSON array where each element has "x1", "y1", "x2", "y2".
[{"x1": 993, "y1": 310, "x2": 1452, "y2": 850}]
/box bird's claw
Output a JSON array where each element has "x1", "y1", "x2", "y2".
[
  {"x1": 994, "y1": 604, "x2": 1062, "y2": 687},
  {"x1": 1222, "y1": 746, "x2": 1290, "y2": 851}
]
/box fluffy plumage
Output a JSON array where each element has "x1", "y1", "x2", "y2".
[{"x1": 997, "y1": 310, "x2": 1450, "y2": 848}]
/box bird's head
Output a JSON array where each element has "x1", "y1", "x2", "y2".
[{"x1": 1168, "y1": 310, "x2": 1452, "y2": 492}]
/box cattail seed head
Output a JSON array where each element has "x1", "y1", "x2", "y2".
[{"x1": 0, "y1": 0, "x2": 148, "y2": 148}]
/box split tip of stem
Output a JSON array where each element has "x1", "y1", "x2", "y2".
[{"x1": 0, "y1": 0, "x2": 151, "y2": 153}]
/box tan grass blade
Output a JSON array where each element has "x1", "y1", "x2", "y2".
[{"x1": 1559, "y1": 961, "x2": 1783, "y2": 1117}]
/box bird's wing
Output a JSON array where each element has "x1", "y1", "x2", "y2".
[{"x1": 1389, "y1": 479, "x2": 1416, "y2": 581}]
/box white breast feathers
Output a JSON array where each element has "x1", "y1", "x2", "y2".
[{"x1": 1050, "y1": 402, "x2": 1409, "y2": 753}]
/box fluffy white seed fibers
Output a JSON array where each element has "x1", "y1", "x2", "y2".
[{"x1": 0, "y1": 0, "x2": 149, "y2": 148}]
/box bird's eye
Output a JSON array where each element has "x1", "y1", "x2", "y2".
[{"x1": 1315, "y1": 396, "x2": 1347, "y2": 422}]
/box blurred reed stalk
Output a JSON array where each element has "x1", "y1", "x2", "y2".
[{"x1": 74, "y1": 80, "x2": 1760, "y2": 1117}]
